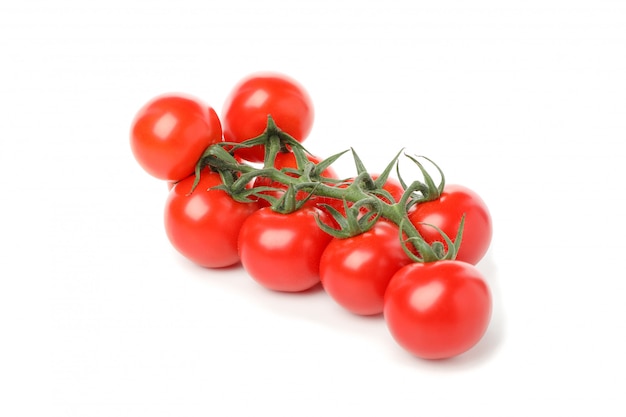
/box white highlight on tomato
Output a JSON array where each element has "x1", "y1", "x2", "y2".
[
  {"x1": 410, "y1": 280, "x2": 445, "y2": 312},
  {"x1": 153, "y1": 112, "x2": 177, "y2": 141}
]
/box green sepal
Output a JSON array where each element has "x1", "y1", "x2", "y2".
[
  {"x1": 270, "y1": 182, "x2": 320, "y2": 214},
  {"x1": 398, "y1": 180, "x2": 429, "y2": 210},
  {"x1": 289, "y1": 140, "x2": 313, "y2": 173},
  {"x1": 373, "y1": 149, "x2": 403, "y2": 189},
  {"x1": 350, "y1": 149, "x2": 376, "y2": 190},
  {"x1": 404, "y1": 154, "x2": 445, "y2": 203},
  {"x1": 311, "y1": 149, "x2": 349, "y2": 180},
  {"x1": 276, "y1": 130, "x2": 313, "y2": 155},
  {"x1": 450, "y1": 213, "x2": 466, "y2": 259},
  {"x1": 315, "y1": 197, "x2": 382, "y2": 239},
  {"x1": 399, "y1": 214, "x2": 465, "y2": 263},
  {"x1": 234, "y1": 185, "x2": 280, "y2": 204},
  {"x1": 271, "y1": 185, "x2": 300, "y2": 214},
  {"x1": 351, "y1": 197, "x2": 382, "y2": 233},
  {"x1": 315, "y1": 202, "x2": 350, "y2": 239}
]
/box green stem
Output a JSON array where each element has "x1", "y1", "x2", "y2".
[
  {"x1": 194, "y1": 116, "x2": 458, "y2": 262},
  {"x1": 248, "y1": 167, "x2": 425, "y2": 243}
]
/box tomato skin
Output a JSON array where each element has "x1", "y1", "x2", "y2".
[
  {"x1": 384, "y1": 261, "x2": 492, "y2": 359},
  {"x1": 409, "y1": 184, "x2": 492, "y2": 265},
  {"x1": 238, "y1": 206, "x2": 333, "y2": 292},
  {"x1": 164, "y1": 170, "x2": 259, "y2": 268},
  {"x1": 222, "y1": 73, "x2": 314, "y2": 162},
  {"x1": 320, "y1": 221, "x2": 413, "y2": 316},
  {"x1": 131, "y1": 94, "x2": 223, "y2": 181}
]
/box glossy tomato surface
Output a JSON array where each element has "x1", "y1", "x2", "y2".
[
  {"x1": 320, "y1": 221, "x2": 413, "y2": 315},
  {"x1": 384, "y1": 260, "x2": 492, "y2": 359},
  {"x1": 409, "y1": 184, "x2": 492, "y2": 264},
  {"x1": 164, "y1": 170, "x2": 259, "y2": 268},
  {"x1": 238, "y1": 206, "x2": 332, "y2": 292},
  {"x1": 222, "y1": 73, "x2": 314, "y2": 162},
  {"x1": 130, "y1": 94, "x2": 222, "y2": 181}
]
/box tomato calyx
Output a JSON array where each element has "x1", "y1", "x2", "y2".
[
  {"x1": 316, "y1": 196, "x2": 383, "y2": 238},
  {"x1": 399, "y1": 215, "x2": 465, "y2": 263},
  {"x1": 397, "y1": 154, "x2": 445, "y2": 210}
]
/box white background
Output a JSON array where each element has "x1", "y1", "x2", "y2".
[{"x1": 1, "y1": 0, "x2": 625, "y2": 415}]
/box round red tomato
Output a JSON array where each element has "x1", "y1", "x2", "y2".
[
  {"x1": 164, "y1": 170, "x2": 259, "y2": 268},
  {"x1": 238, "y1": 206, "x2": 333, "y2": 292},
  {"x1": 221, "y1": 73, "x2": 314, "y2": 162},
  {"x1": 409, "y1": 184, "x2": 492, "y2": 265},
  {"x1": 253, "y1": 150, "x2": 339, "y2": 208},
  {"x1": 384, "y1": 260, "x2": 492, "y2": 359},
  {"x1": 130, "y1": 94, "x2": 223, "y2": 181},
  {"x1": 320, "y1": 221, "x2": 413, "y2": 316}
]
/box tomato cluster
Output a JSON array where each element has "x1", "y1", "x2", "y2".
[{"x1": 130, "y1": 72, "x2": 495, "y2": 360}]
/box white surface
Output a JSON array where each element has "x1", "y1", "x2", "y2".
[{"x1": 1, "y1": 0, "x2": 625, "y2": 415}]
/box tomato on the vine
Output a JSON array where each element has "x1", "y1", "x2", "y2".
[
  {"x1": 320, "y1": 221, "x2": 413, "y2": 316},
  {"x1": 164, "y1": 170, "x2": 260, "y2": 268},
  {"x1": 238, "y1": 206, "x2": 333, "y2": 292},
  {"x1": 130, "y1": 94, "x2": 223, "y2": 181},
  {"x1": 409, "y1": 184, "x2": 492, "y2": 265},
  {"x1": 222, "y1": 73, "x2": 314, "y2": 162},
  {"x1": 384, "y1": 260, "x2": 492, "y2": 359}
]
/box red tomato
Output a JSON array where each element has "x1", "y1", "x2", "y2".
[
  {"x1": 253, "y1": 151, "x2": 339, "y2": 208},
  {"x1": 164, "y1": 170, "x2": 260, "y2": 268},
  {"x1": 384, "y1": 260, "x2": 492, "y2": 359},
  {"x1": 408, "y1": 184, "x2": 492, "y2": 265},
  {"x1": 222, "y1": 73, "x2": 314, "y2": 162},
  {"x1": 130, "y1": 94, "x2": 223, "y2": 181},
  {"x1": 238, "y1": 206, "x2": 333, "y2": 292},
  {"x1": 320, "y1": 221, "x2": 413, "y2": 315}
]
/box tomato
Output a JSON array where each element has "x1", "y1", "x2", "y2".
[
  {"x1": 238, "y1": 206, "x2": 333, "y2": 292},
  {"x1": 320, "y1": 221, "x2": 413, "y2": 315},
  {"x1": 164, "y1": 170, "x2": 260, "y2": 268},
  {"x1": 130, "y1": 94, "x2": 223, "y2": 181},
  {"x1": 384, "y1": 260, "x2": 492, "y2": 359},
  {"x1": 408, "y1": 184, "x2": 492, "y2": 265},
  {"x1": 222, "y1": 73, "x2": 314, "y2": 162},
  {"x1": 253, "y1": 150, "x2": 339, "y2": 208}
]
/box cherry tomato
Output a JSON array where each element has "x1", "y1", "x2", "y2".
[
  {"x1": 238, "y1": 206, "x2": 333, "y2": 292},
  {"x1": 222, "y1": 73, "x2": 314, "y2": 162},
  {"x1": 384, "y1": 260, "x2": 492, "y2": 359},
  {"x1": 164, "y1": 170, "x2": 259, "y2": 268},
  {"x1": 130, "y1": 94, "x2": 223, "y2": 181},
  {"x1": 320, "y1": 221, "x2": 413, "y2": 315},
  {"x1": 409, "y1": 184, "x2": 492, "y2": 265},
  {"x1": 253, "y1": 151, "x2": 339, "y2": 208}
]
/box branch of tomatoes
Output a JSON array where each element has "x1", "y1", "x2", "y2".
[
  {"x1": 191, "y1": 115, "x2": 462, "y2": 264},
  {"x1": 130, "y1": 71, "x2": 495, "y2": 360}
]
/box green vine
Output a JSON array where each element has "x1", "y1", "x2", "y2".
[{"x1": 192, "y1": 115, "x2": 462, "y2": 263}]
